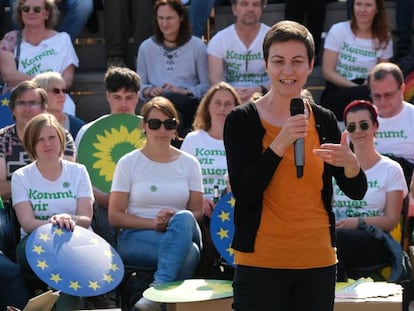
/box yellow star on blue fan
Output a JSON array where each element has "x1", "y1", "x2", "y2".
[
  {"x1": 103, "y1": 274, "x2": 114, "y2": 283},
  {"x1": 39, "y1": 233, "x2": 51, "y2": 242},
  {"x1": 226, "y1": 245, "x2": 234, "y2": 256},
  {"x1": 32, "y1": 245, "x2": 45, "y2": 255},
  {"x1": 69, "y1": 281, "x2": 81, "y2": 291},
  {"x1": 53, "y1": 228, "x2": 64, "y2": 236},
  {"x1": 218, "y1": 210, "x2": 230, "y2": 222},
  {"x1": 88, "y1": 281, "x2": 101, "y2": 291},
  {"x1": 109, "y1": 263, "x2": 120, "y2": 272},
  {"x1": 36, "y1": 260, "x2": 48, "y2": 270},
  {"x1": 50, "y1": 273, "x2": 63, "y2": 284},
  {"x1": 104, "y1": 249, "x2": 114, "y2": 258},
  {"x1": 1, "y1": 97, "x2": 9, "y2": 106},
  {"x1": 26, "y1": 223, "x2": 124, "y2": 297},
  {"x1": 228, "y1": 196, "x2": 236, "y2": 208},
  {"x1": 217, "y1": 227, "x2": 229, "y2": 239},
  {"x1": 210, "y1": 192, "x2": 235, "y2": 267}
]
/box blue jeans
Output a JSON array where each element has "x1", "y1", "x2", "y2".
[
  {"x1": 9, "y1": 0, "x2": 93, "y2": 41},
  {"x1": 117, "y1": 210, "x2": 201, "y2": 284},
  {"x1": 189, "y1": 0, "x2": 215, "y2": 38},
  {"x1": 56, "y1": 0, "x2": 93, "y2": 41},
  {"x1": 0, "y1": 252, "x2": 30, "y2": 310},
  {"x1": 189, "y1": 0, "x2": 230, "y2": 38}
]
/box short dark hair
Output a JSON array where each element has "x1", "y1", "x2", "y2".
[
  {"x1": 10, "y1": 80, "x2": 48, "y2": 111},
  {"x1": 104, "y1": 66, "x2": 141, "y2": 93},
  {"x1": 263, "y1": 20, "x2": 314, "y2": 65},
  {"x1": 367, "y1": 62, "x2": 404, "y2": 89},
  {"x1": 343, "y1": 100, "x2": 379, "y2": 127}
]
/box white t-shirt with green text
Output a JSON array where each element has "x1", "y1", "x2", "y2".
[
  {"x1": 12, "y1": 160, "x2": 94, "y2": 238},
  {"x1": 332, "y1": 156, "x2": 407, "y2": 220},
  {"x1": 375, "y1": 102, "x2": 414, "y2": 164},
  {"x1": 324, "y1": 21, "x2": 393, "y2": 81},
  {"x1": 181, "y1": 130, "x2": 227, "y2": 200},
  {"x1": 207, "y1": 23, "x2": 270, "y2": 88}
]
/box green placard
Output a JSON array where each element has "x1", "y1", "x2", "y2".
[
  {"x1": 143, "y1": 279, "x2": 233, "y2": 303},
  {"x1": 78, "y1": 114, "x2": 146, "y2": 193}
]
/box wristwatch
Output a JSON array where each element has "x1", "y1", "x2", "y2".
[
  {"x1": 71, "y1": 214, "x2": 79, "y2": 224},
  {"x1": 357, "y1": 217, "x2": 366, "y2": 230}
]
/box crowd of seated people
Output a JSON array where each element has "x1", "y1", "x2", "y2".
[{"x1": 1, "y1": 0, "x2": 414, "y2": 309}]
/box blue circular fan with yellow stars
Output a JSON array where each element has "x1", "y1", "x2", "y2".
[
  {"x1": 26, "y1": 223, "x2": 124, "y2": 297},
  {"x1": 210, "y1": 192, "x2": 235, "y2": 267}
]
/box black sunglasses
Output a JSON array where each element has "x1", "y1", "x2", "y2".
[
  {"x1": 49, "y1": 88, "x2": 68, "y2": 94},
  {"x1": 147, "y1": 118, "x2": 177, "y2": 130},
  {"x1": 346, "y1": 121, "x2": 369, "y2": 133},
  {"x1": 21, "y1": 5, "x2": 43, "y2": 13}
]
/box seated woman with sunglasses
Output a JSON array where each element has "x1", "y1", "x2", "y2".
[
  {"x1": 333, "y1": 100, "x2": 407, "y2": 281},
  {"x1": 108, "y1": 96, "x2": 203, "y2": 311},
  {"x1": 0, "y1": 0, "x2": 78, "y2": 116},
  {"x1": 33, "y1": 72, "x2": 85, "y2": 139}
]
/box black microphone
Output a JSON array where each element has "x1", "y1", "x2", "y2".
[{"x1": 290, "y1": 98, "x2": 305, "y2": 178}]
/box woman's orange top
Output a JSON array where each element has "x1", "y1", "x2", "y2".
[{"x1": 235, "y1": 106, "x2": 337, "y2": 269}]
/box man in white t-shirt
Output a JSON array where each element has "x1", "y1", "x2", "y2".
[
  {"x1": 75, "y1": 66, "x2": 141, "y2": 247},
  {"x1": 207, "y1": 0, "x2": 270, "y2": 104},
  {"x1": 367, "y1": 62, "x2": 414, "y2": 185}
]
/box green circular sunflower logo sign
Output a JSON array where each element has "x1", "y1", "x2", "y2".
[{"x1": 78, "y1": 114, "x2": 146, "y2": 193}]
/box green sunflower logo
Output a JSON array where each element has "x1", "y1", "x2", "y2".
[
  {"x1": 92, "y1": 125, "x2": 145, "y2": 182},
  {"x1": 78, "y1": 114, "x2": 145, "y2": 193}
]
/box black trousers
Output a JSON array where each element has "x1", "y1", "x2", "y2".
[
  {"x1": 284, "y1": 0, "x2": 329, "y2": 58},
  {"x1": 336, "y1": 228, "x2": 392, "y2": 281},
  {"x1": 320, "y1": 81, "x2": 370, "y2": 121},
  {"x1": 103, "y1": 0, "x2": 155, "y2": 68},
  {"x1": 233, "y1": 264, "x2": 336, "y2": 311}
]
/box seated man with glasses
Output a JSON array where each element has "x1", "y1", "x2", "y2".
[
  {"x1": 367, "y1": 62, "x2": 414, "y2": 185},
  {"x1": 0, "y1": 80, "x2": 76, "y2": 208}
]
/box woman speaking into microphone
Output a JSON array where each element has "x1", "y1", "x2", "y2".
[{"x1": 223, "y1": 20, "x2": 368, "y2": 311}]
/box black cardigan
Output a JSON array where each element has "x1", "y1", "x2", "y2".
[{"x1": 223, "y1": 101, "x2": 367, "y2": 252}]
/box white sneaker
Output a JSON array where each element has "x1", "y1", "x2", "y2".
[{"x1": 134, "y1": 296, "x2": 161, "y2": 311}]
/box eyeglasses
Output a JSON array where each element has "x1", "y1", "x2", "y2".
[
  {"x1": 147, "y1": 118, "x2": 177, "y2": 130},
  {"x1": 371, "y1": 89, "x2": 400, "y2": 102},
  {"x1": 48, "y1": 88, "x2": 68, "y2": 94},
  {"x1": 346, "y1": 121, "x2": 370, "y2": 133},
  {"x1": 15, "y1": 101, "x2": 41, "y2": 108},
  {"x1": 21, "y1": 5, "x2": 43, "y2": 13}
]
